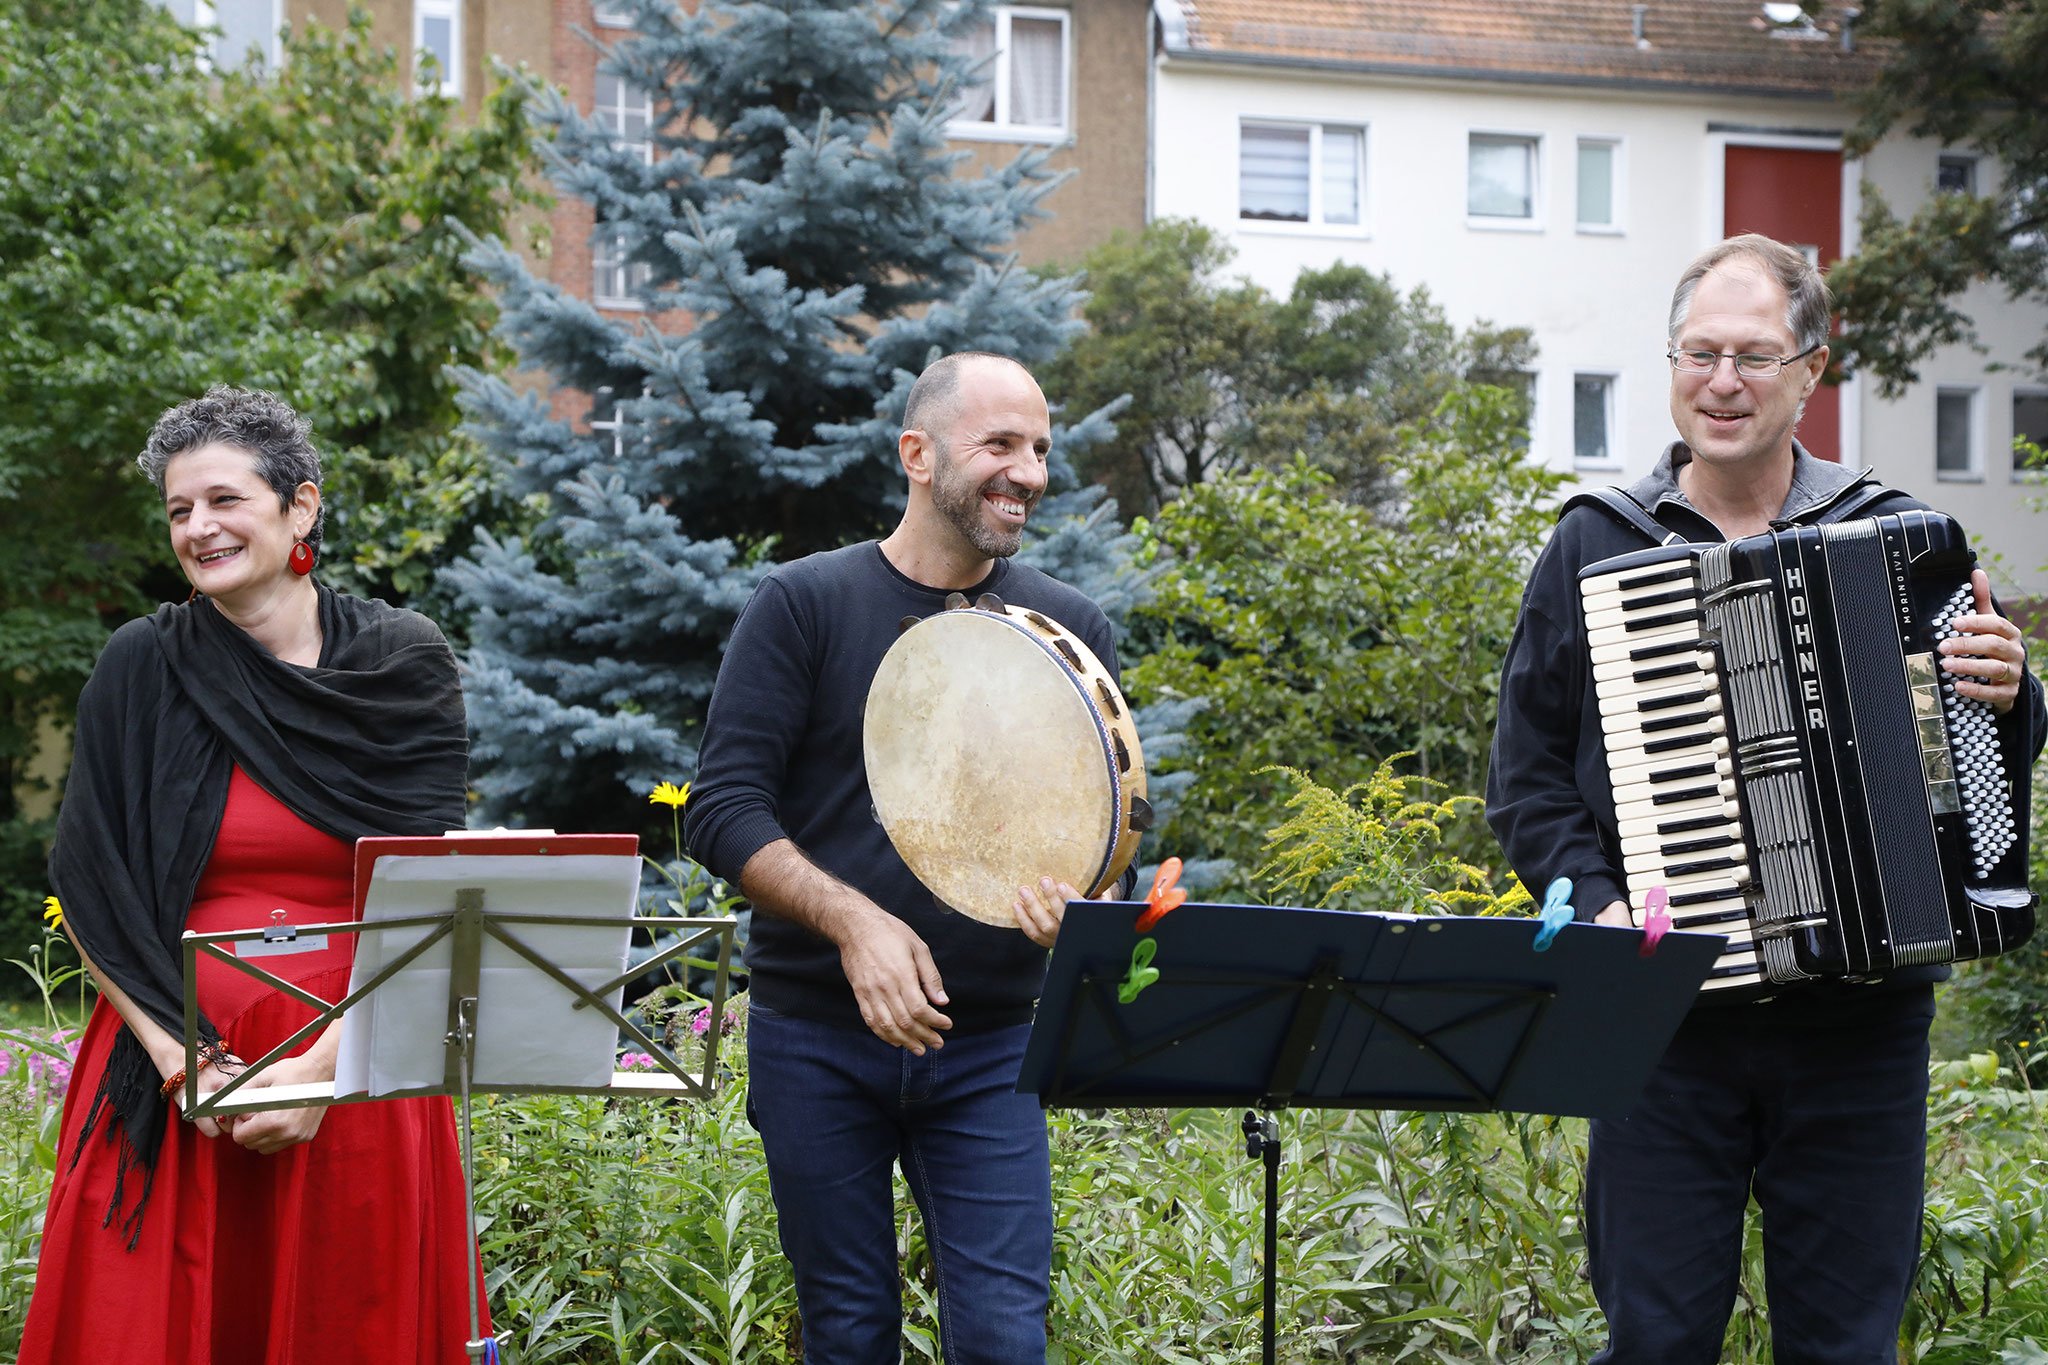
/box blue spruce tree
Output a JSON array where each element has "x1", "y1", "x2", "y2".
[{"x1": 447, "y1": 0, "x2": 1196, "y2": 857}]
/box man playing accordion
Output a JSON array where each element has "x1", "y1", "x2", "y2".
[{"x1": 1487, "y1": 235, "x2": 2044, "y2": 1364}]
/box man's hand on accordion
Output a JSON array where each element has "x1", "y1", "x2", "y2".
[
  {"x1": 1939, "y1": 570, "x2": 2030, "y2": 717},
  {"x1": 1595, "y1": 901, "x2": 1633, "y2": 928}
]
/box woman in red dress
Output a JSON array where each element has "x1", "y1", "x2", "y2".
[{"x1": 22, "y1": 387, "x2": 485, "y2": 1363}]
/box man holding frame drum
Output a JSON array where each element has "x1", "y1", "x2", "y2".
[{"x1": 685, "y1": 352, "x2": 1129, "y2": 1364}]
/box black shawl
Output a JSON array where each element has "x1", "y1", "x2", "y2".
[{"x1": 48, "y1": 585, "x2": 468, "y2": 1242}]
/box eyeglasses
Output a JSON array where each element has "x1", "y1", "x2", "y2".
[{"x1": 1667, "y1": 342, "x2": 1822, "y2": 379}]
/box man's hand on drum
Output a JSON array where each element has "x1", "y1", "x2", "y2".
[
  {"x1": 1013, "y1": 877, "x2": 1114, "y2": 949},
  {"x1": 1939, "y1": 569, "x2": 2029, "y2": 717},
  {"x1": 840, "y1": 907, "x2": 952, "y2": 1054}
]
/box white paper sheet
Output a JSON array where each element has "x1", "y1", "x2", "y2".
[{"x1": 333, "y1": 853, "x2": 640, "y2": 1098}]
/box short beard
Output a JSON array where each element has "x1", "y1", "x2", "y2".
[{"x1": 931, "y1": 449, "x2": 1033, "y2": 559}]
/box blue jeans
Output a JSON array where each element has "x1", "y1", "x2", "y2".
[
  {"x1": 1585, "y1": 987, "x2": 1933, "y2": 1365},
  {"x1": 745, "y1": 1005, "x2": 1051, "y2": 1365}
]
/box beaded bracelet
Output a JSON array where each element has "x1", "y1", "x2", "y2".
[{"x1": 161, "y1": 1040, "x2": 239, "y2": 1104}]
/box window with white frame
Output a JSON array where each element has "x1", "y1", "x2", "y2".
[
  {"x1": 592, "y1": 226, "x2": 650, "y2": 309},
  {"x1": 948, "y1": 6, "x2": 1069, "y2": 141},
  {"x1": 592, "y1": 2, "x2": 635, "y2": 27},
  {"x1": 1576, "y1": 137, "x2": 1621, "y2": 232},
  {"x1": 1238, "y1": 122, "x2": 1364, "y2": 228},
  {"x1": 1469, "y1": 133, "x2": 1540, "y2": 224},
  {"x1": 595, "y1": 71, "x2": 654, "y2": 163},
  {"x1": 590, "y1": 385, "x2": 637, "y2": 459},
  {"x1": 415, "y1": 0, "x2": 461, "y2": 97},
  {"x1": 2014, "y1": 389, "x2": 2048, "y2": 479},
  {"x1": 1937, "y1": 154, "x2": 1977, "y2": 196},
  {"x1": 1573, "y1": 373, "x2": 1619, "y2": 468},
  {"x1": 1935, "y1": 387, "x2": 1979, "y2": 480},
  {"x1": 151, "y1": 0, "x2": 284, "y2": 70}
]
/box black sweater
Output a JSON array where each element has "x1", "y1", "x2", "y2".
[
  {"x1": 1487, "y1": 445, "x2": 2045, "y2": 1007},
  {"x1": 684, "y1": 541, "x2": 1123, "y2": 1032}
]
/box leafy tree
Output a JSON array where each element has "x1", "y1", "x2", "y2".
[
  {"x1": 446, "y1": 0, "x2": 1154, "y2": 840},
  {"x1": 208, "y1": 10, "x2": 550, "y2": 615},
  {"x1": 1040, "y1": 218, "x2": 1535, "y2": 515},
  {"x1": 1830, "y1": 0, "x2": 2048, "y2": 395},
  {"x1": 1125, "y1": 385, "x2": 1563, "y2": 895},
  {"x1": 0, "y1": 0, "x2": 541, "y2": 982}
]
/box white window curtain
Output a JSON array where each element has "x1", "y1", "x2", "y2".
[
  {"x1": 596, "y1": 71, "x2": 653, "y2": 163},
  {"x1": 1577, "y1": 141, "x2": 1615, "y2": 226},
  {"x1": 1241, "y1": 126, "x2": 1311, "y2": 222},
  {"x1": 592, "y1": 226, "x2": 648, "y2": 307},
  {"x1": 1321, "y1": 127, "x2": 1362, "y2": 226},
  {"x1": 1470, "y1": 136, "x2": 1534, "y2": 218},
  {"x1": 1006, "y1": 16, "x2": 1063, "y2": 128},
  {"x1": 952, "y1": 18, "x2": 997, "y2": 124},
  {"x1": 212, "y1": 0, "x2": 276, "y2": 70}
]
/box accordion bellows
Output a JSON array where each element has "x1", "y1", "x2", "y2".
[{"x1": 1578, "y1": 511, "x2": 2037, "y2": 995}]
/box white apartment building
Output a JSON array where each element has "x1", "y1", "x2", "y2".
[{"x1": 1148, "y1": 0, "x2": 2048, "y2": 594}]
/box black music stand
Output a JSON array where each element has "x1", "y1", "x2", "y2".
[{"x1": 1019, "y1": 901, "x2": 1722, "y2": 1364}]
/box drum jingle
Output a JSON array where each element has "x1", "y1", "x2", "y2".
[{"x1": 863, "y1": 594, "x2": 1154, "y2": 928}]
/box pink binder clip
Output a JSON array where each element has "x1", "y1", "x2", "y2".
[{"x1": 1639, "y1": 885, "x2": 1671, "y2": 959}]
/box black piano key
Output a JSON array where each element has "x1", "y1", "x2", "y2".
[
  {"x1": 1616, "y1": 566, "x2": 1697, "y2": 592},
  {"x1": 1639, "y1": 689, "x2": 1711, "y2": 713},
  {"x1": 1634, "y1": 660, "x2": 1703, "y2": 683},
  {"x1": 1672, "y1": 907, "x2": 1748, "y2": 929},
  {"x1": 1652, "y1": 784, "x2": 1720, "y2": 806},
  {"x1": 1624, "y1": 609, "x2": 1702, "y2": 634},
  {"x1": 1707, "y1": 963, "x2": 1763, "y2": 979},
  {"x1": 1645, "y1": 732, "x2": 1713, "y2": 755},
  {"x1": 1658, "y1": 814, "x2": 1731, "y2": 834},
  {"x1": 1648, "y1": 761, "x2": 1719, "y2": 783},
  {"x1": 1667, "y1": 855, "x2": 1744, "y2": 877},
  {"x1": 1659, "y1": 835, "x2": 1741, "y2": 857},
  {"x1": 1643, "y1": 709, "x2": 1713, "y2": 734},
  {"x1": 1620, "y1": 588, "x2": 1697, "y2": 612},
  {"x1": 1669, "y1": 887, "x2": 1741, "y2": 907},
  {"x1": 1628, "y1": 637, "x2": 1705, "y2": 662}
]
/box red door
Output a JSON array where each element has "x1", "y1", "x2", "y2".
[{"x1": 1723, "y1": 144, "x2": 1842, "y2": 461}]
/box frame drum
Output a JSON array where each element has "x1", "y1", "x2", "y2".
[{"x1": 863, "y1": 600, "x2": 1150, "y2": 927}]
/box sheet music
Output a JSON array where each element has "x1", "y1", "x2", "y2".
[{"x1": 334, "y1": 853, "x2": 640, "y2": 1097}]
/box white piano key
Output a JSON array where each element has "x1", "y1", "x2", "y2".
[
  {"x1": 1596, "y1": 676, "x2": 1721, "y2": 717},
  {"x1": 1614, "y1": 794, "x2": 1739, "y2": 831},
  {"x1": 1585, "y1": 608, "x2": 1701, "y2": 640},
  {"x1": 1588, "y1": 633, "x2": 1708, "y2": 666},
  {"x1": 1601, "y1": 697, "x2": 1722, "y2": 737}
]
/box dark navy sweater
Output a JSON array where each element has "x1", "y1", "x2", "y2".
[
  {"x1": 1487, "y1": 444, "x2": 2045, "y2": 1010},
  {"x1": 683, "y1": 541, "x2": 1123, "y2": 1033}
]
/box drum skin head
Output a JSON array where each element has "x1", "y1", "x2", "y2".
[{"x1": 865, "y1": 611, "x2": 1118, "y2": 928}]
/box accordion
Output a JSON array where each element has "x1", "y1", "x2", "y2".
[{"x1": 1578, "y1": 511, "x2": 2036, "y2": 994}]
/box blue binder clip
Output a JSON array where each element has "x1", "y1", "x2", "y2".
[{"x1": 1533, "y1": 877, "x2": 1574, "y2": 952}]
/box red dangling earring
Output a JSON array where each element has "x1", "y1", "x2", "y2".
[{"x1": 289, "y1": 541, "x2": 315, "y2": 576}]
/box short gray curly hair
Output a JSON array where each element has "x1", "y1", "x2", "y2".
[
  {"x1": 137, "y1": 387, "x2": 326, "y2": 557},
  {"x1": 1668, "y1": 233, "x2": 1833, "y2": 357}
]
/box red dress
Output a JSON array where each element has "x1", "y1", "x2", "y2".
[{"x1": 21, "y1": 769, "x2": 488, "y2": 1364}]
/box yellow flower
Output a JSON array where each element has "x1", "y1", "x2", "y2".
[
  {"x1": 42, "y1": 896, "x2": 62, "y2": 929},
  {"x1": 648, "y1": 781, "x2": 690, "y2": 809}
]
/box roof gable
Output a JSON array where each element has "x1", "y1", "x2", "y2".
[{"x1": 1165, "y1": 0, "x2": 1885, "y2": 97}]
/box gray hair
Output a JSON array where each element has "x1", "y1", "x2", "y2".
[
  {"x1": 137, "y1": 387, "x2": 326, "y2": 556},
  {"x1": 1668, "y1": 234, "x2": 1832, "y2": 356},
  {"x1": 902, "y1": 351, "x2": 1035, "y2": 443}
]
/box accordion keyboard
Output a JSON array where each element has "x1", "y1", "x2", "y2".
[{"x1": 1581, "y1": 556, "x2": 1767, "y2": 991}]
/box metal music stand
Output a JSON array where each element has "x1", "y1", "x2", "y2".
[
  {"x1": 179, "y1": 836, "x2": 740, "y2": 1364},
  {"x1": 1019, "y1": 900, "x2": 1722, "y2": 1365}
]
